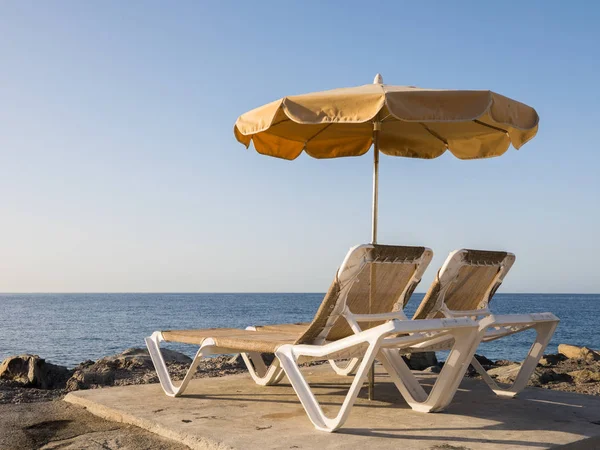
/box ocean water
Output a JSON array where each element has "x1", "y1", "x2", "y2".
[{"x1": 0, "y1": 293, "x2": 598, "y2": 367}]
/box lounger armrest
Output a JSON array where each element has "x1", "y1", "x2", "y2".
[
  {"x1": 443, "y1": 308, "x2": 492, "y2": 318},
  {"x1": 397, "y1": 317, "x2": 477, "y2": 333},
  {"x1": 490, "y1": 312, "x2": 559, "y2": 326},
  {"x1": 351, "y1": 312, "x2": 407, "y2": 322}
]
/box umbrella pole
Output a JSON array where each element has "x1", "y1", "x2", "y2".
[
  {"x1": 371, "y1": 129, "x2": 379, "y2": 244},
  {"x1": 368, "y1": 122, "x2": 380, "y2": 401}
]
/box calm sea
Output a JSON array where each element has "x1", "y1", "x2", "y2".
[{"x1": 0, "y1": 293, "x2": 598, "y2": 367}]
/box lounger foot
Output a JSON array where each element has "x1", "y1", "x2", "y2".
[
  {"x1": 328, "y1": 357, "x2": 361, "y2": 376},
  {"x1": 379, "y1": 319, "x2": 487, "y2": 413},
  {"x1": 492, "y1": 390, "x2": 519, "y2": 398},
  {"x1": 241, "y1": 352, "x2": 285, "y2": 386},
  {"x1": 275, "y1": 323, "x2": 393, "y2": 432},
  {"x1": 473, "y1": 315, "x2": 559, "y2": 397},
  {"x1": 145, "y1": 332, "x2": 211, "y2": 397},
  {"x1": 409, "y1": 403, "x2": 436, "y2": 413}
]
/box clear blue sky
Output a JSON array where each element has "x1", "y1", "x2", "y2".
[{"x1": 1, "y1": 1, "x2": 598, "y2": 293}]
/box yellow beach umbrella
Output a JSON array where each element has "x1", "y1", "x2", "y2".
[
  {"x1": 235, "y1": 74, "x2": 538, "y2": 241},
  {"x1": 234, "y1": 74, "x2": 539, "y2": 397}
]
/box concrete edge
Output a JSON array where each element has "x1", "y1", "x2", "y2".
[{"x1": 64, "y1": 392, "x2": 233, "y2": 450}]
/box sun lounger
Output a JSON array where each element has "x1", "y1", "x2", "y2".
[
  {"x1": 411, "y1": 249, "x2": 559, "y2": 397},
  {"x1": 145, "y1": 244, "x2": 483, "y2": 431},
  {"x1": 241, "y1": 244, "x2": 433, "y2": 384}
]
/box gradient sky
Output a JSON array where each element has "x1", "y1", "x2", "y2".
[{"x1": 1, "y1": 1, "x2": 598, "y2": 293}]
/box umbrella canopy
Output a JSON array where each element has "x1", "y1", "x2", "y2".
[{"x1": 234, "y1": 75, "x2": 538, "y2": 160}]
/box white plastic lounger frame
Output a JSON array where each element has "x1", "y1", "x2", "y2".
[
  {"x1": 147, "y1": 316, "x2": 481, "y2": 432},
  {"x1": 415, "y1": 249, "x2": 559, "y2": 398}
]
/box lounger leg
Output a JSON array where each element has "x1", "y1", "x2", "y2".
[
  {"x1": 276, "y1": 338, "x2": 383, "y2": 432},
  {"x1": 145, "y1": 332, "x2": 211, "y2": 397},
  {"x1": 241, "y1": 352, "x2": 285, "y2": 386},
  {"x1": 328, "y1": 357, "x2": 361, "y2": 376},
  {"x1": 472, "y1": 319, "x2": 559, "y2": 397},
  {"x1": 377, "y1": 350, "x2": 428, "y2": 404},
  {"x1": 379, "y1": 323, "x2": 485, "y2": 413}
]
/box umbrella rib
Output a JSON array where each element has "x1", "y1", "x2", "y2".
[
  {"x1": 269, "y1": 118, "x2": 292, "y2": 128},
  {"x1": 419, "y1": 123, "x2": 448, "y2": 146},
  {"x1": 473, "y1": 120, "x2": 508, "y2": 134},
  {"x1": 303, "y1": 123, "x2": 333, "y2": 147}
]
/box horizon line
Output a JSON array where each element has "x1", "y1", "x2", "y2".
[{"x1": 0, "y1": 291, "x2": 599, "y2": 295}]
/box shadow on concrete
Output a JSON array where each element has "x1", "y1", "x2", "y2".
[
  {"x1": 182, "y1": 374, "x2": 600, "y2": 448},
  {"x1": 552, "y1": 434, "x2": 600, "y2": 448}
]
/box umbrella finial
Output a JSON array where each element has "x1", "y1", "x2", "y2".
[{"x1": 373, "y1": 73, "x2": 383, "y2": 84}]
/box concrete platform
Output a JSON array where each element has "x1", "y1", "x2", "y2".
[{"x1": 65, "y1": 365, "x2": 600, "y2": 450}]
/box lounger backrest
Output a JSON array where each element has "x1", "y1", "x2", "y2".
[
  {"x1": 412, "y1": 249, "x2": 515, "y2": 320},
  {"x1": 297, "y1": 244, "x2": 433, "y2": 344}
]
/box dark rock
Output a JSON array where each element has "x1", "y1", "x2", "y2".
[
  {"x1": 539, "y1": 353, "x2": 567, "y2": 367},
  {"x1": 0, "y1": 355, "x2": 72, "y2": 389},
  {"x1": 403, "y1": 352, "x2": 438, "y2": 371},
  {"x1": 473, "y1": 354, "x2": 495, "y2": 367},
  {"x1": 465, "y1": 355, "x2": 497, "y2": 377},
  {"x1": 528, "y1": 368, "x2": 572, "y2": 386}
]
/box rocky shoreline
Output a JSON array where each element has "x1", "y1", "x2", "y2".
[
  {"x1": 466, "y1": 344, "x2": 600, "y2": 396},
  {"x1": 0, "y1": 348, "x2": 247, "y2": 405},
  {"x1": 1, "y1": 343, "x2": 599, "y2": 405}
]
